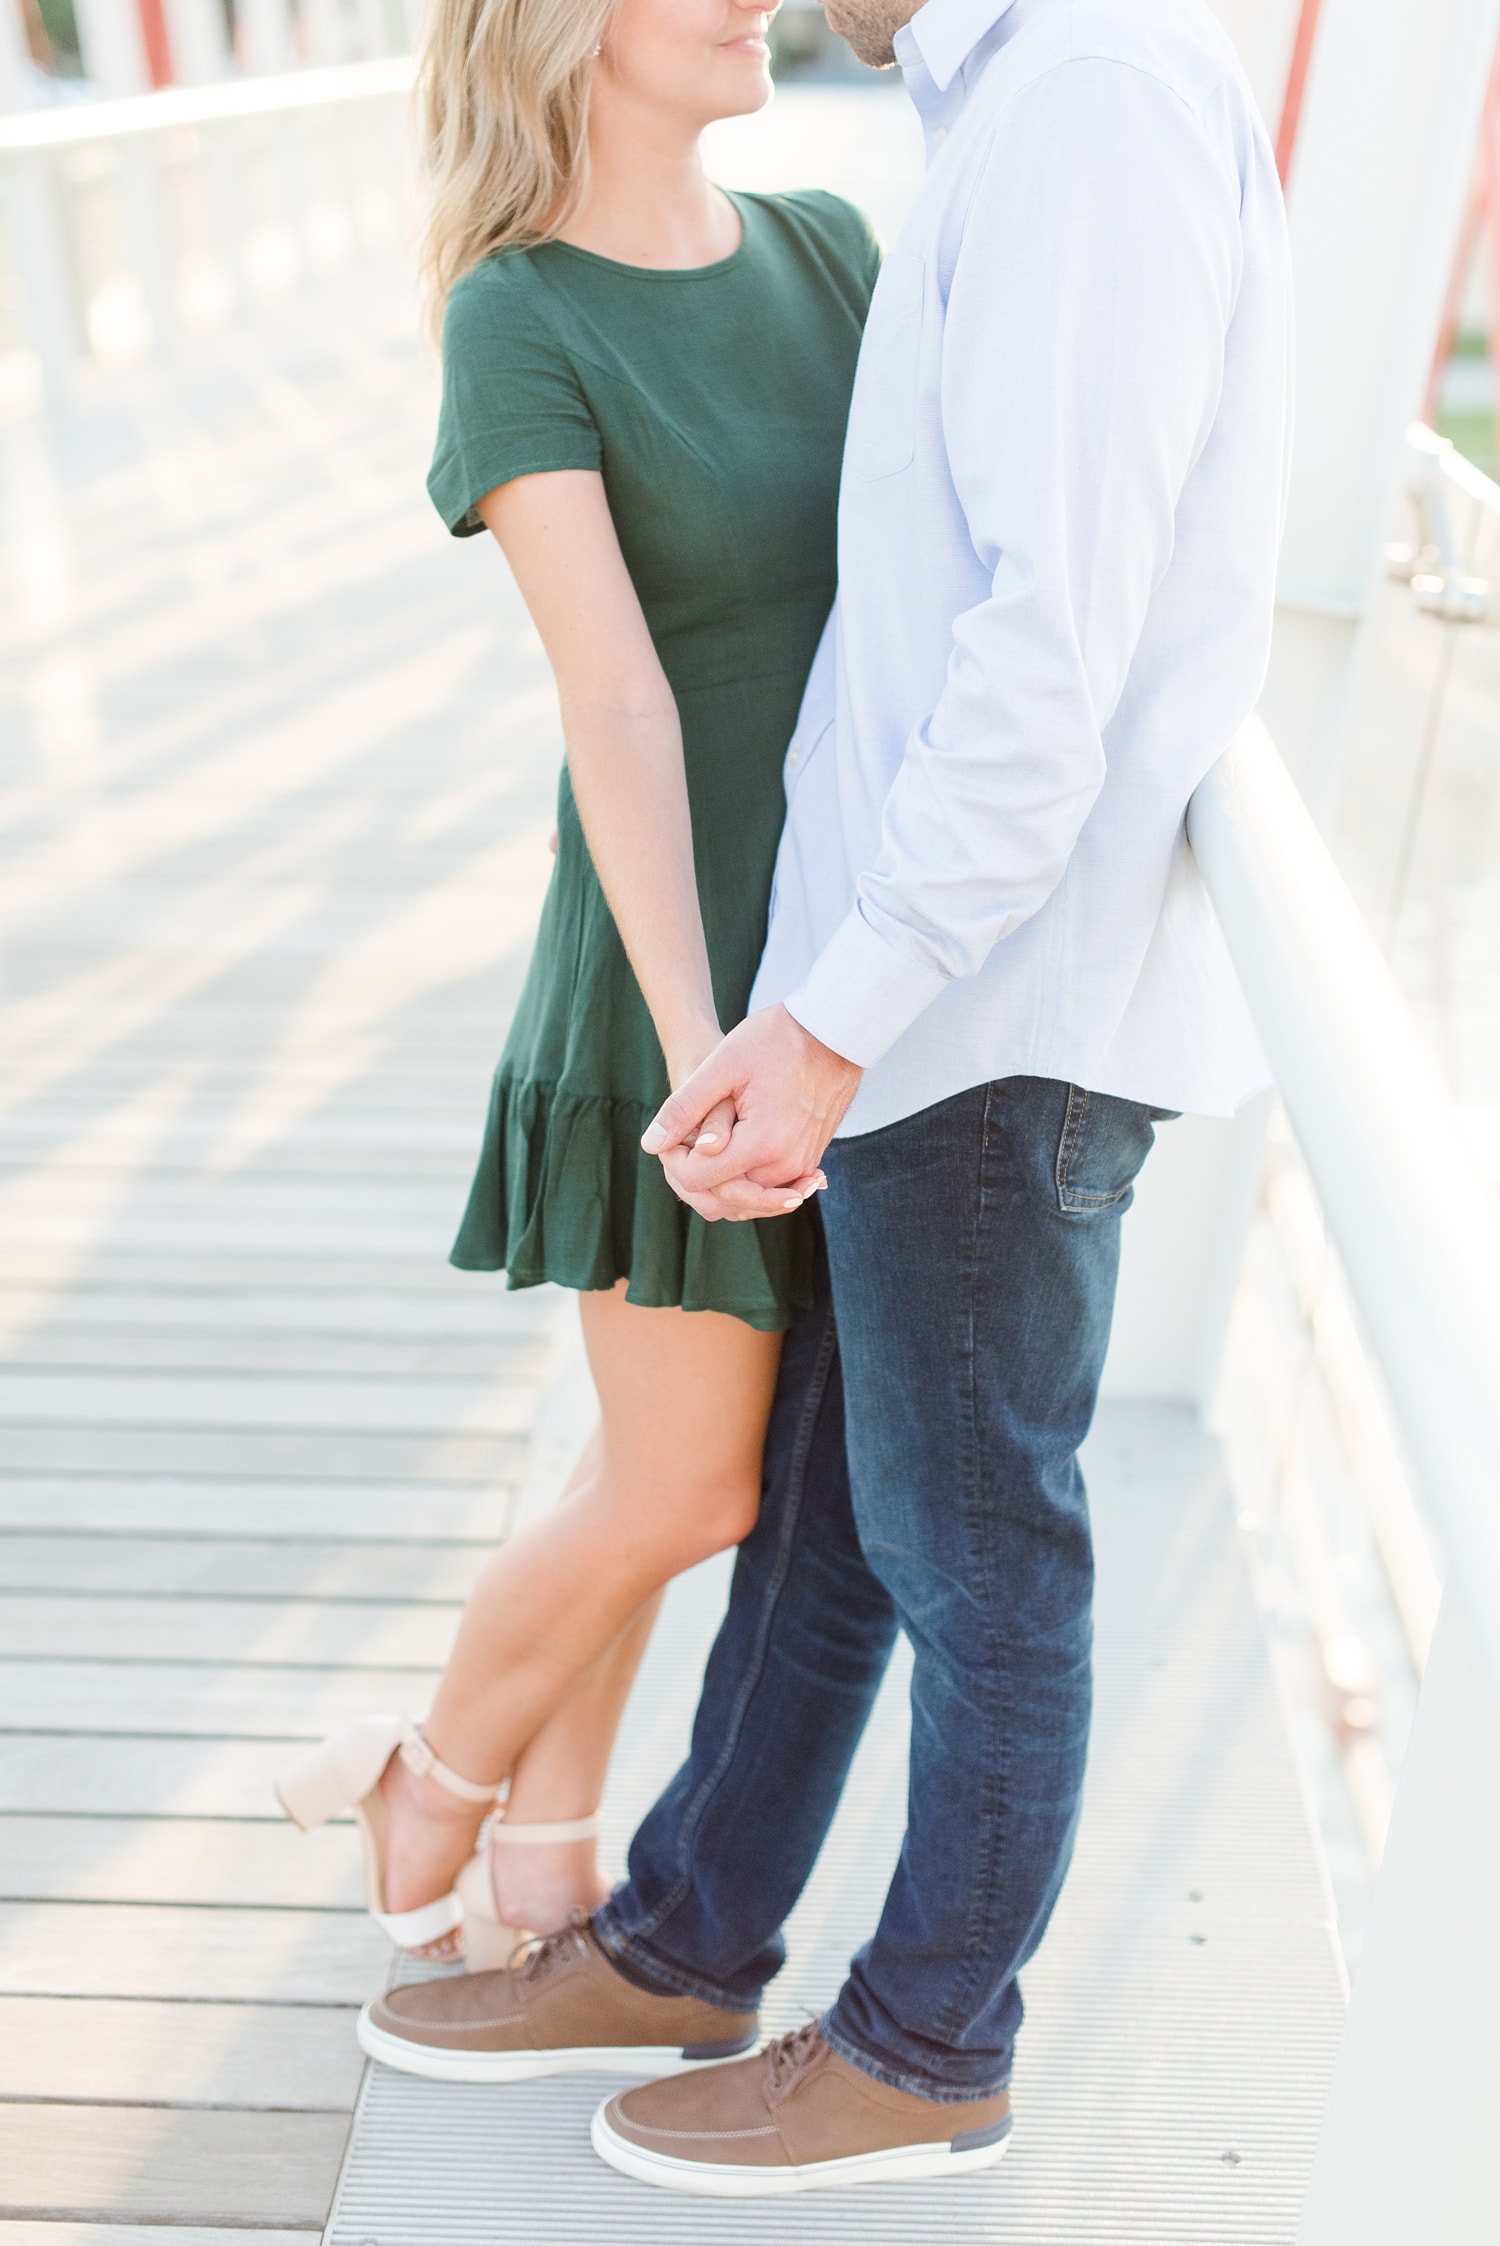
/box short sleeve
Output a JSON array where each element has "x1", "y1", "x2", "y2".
[{"x1": 427, "y1": 258, "x2": 603, "y2": 538}]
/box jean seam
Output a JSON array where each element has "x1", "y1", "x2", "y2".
[
  {"x1": 926, "y1": 1084, "x2": 1012, "y2": 2046},
  {"x1": 1054, "y1": 1083, "x2": 1088, "y2": 1209},
  {"x1": 601, "y1": 1309, "x2": 839, "y2": 1975}
]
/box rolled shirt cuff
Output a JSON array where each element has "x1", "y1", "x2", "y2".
[{"x1": 782, "y1": 905, "x2": 950, "y2": 1068}]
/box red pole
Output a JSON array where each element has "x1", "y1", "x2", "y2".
[
  {"x1": 136, "y1": 0, "x2": 174, "y2": 88},
  {"x1": 1275, "y1": 0, "x2": 1326, "y2": 186},
  {"x1": 1481, "y1": 64, "x2": 1500, "y2": 400},
  {"x1": 1423, "y1": 39, "x2": 1500, "y2": 425}
]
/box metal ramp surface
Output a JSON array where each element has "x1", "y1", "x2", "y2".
[{"x1": 324, "y1": 1400, "x2": 1345, "y2": 2244}]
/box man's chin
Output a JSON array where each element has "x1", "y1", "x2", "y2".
[{"x1": 824, "y1": 7, "x2": 898, "y2": 67}]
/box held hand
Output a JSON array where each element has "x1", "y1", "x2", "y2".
[
  {"x1": 686, "y1": 1092, "x2": 737, "y2": 1157},
  {"x1": 642, "y1": 1005, "x2": 862, "y2": 1222},
  {"x1": 656, "y1": 1032, "x2": 743, "y2": 1218}
]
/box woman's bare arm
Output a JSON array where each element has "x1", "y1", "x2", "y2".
[{"x1": 479, "y1": 470, "x2": 720, "y2": 1089}]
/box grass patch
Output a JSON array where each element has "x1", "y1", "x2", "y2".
[{"x1": 1435, "y1": 407, "x2": 1497, "y2": 482}]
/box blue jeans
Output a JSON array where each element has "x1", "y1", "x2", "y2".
[{"x1": 596, "y1": 1077, "x2": 1169, "y2": 2098}]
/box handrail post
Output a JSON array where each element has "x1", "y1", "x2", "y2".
[
  {"x1": 3, "y1": 151, "x2": 85, "y2": 395},
  {"x1": 237, "y1": 0, "x2": 296, "y2": 75}
]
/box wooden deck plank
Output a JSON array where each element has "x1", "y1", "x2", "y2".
[
  {"x1": 0, "y1": 2226, "x2": 315, "y2": 2245},
  {"x1": 0, "y1": 1482, "x2": 512, "y2": 1540},
  {"x1": 5, "y1": 1211, "x2": 473, "y2": 1261},
  {"x1": 0, "y1": 1098, "x2": 488, "y2": 1147},
  {"x1": 7, "y1": 1173, "x2": 468, "y2": 1229},
  {"x1": 0, "y1": 1663, "x2": 441, "y2": 1734},
  {"x1": 0, "y1": 1737, "x2": 332, "y2": 1819},
  {"x1": 0, "y1": 1429, "x2": 522, "y2": 1478},
  {"x1": 0, "y1": 1535, "x2": 489, "y2": 1599},
  {"x1": 0, "y1": 1252, "x2": 517, "y2": 1291},
  {"x1": 0, "y1": 1330, "x2": 541, "y2": 1380},
  {"x1": 0, "y1": 1372, "x2": 534, "y2": 1435},
  {"x1": 0, "y1": 1595, "x2": 459, "y2": 1666},
  {"x1": 0, "y1": 1287, "x2": 553, "y2": 1341},
  {"x1": 0, "y1": 1900, "x2": 391, "y2": 2003},
  {"x1": 0, "y1": 2105, "x2": 350, "y2": 2226},
  {"x1": 0, "y1": 1996, "x2": 363, "y2": 2109},
  {"x1": 0, "y1": 1816, "x2": 365, "y2": 1910}
]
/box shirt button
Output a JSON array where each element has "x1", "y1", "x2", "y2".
[
  {"x1": 934, "y1": 125, "x2": 947, "y2": 142},
  {"x1": 788, "y1": 749, "x2": 802, "y2": 765}
]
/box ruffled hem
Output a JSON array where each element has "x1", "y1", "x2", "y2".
[{"x1": 449, "y1": 1074, "x2": 814, "y2": 1334}]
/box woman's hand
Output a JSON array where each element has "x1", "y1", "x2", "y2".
[
  {"x1": 645, "y1": 1007, "x2": 857, "y2": 1220},
  {"x1": 665, "y1": 1025, "x2": 735, "y2": 1162},
  {"x1": 685, "y1": 1092, "x2": 737, "y2": 1160}
]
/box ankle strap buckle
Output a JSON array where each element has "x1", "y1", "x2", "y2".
[{"x1": 397, "y1": 1722, "x2": 502, "y2": 1804}]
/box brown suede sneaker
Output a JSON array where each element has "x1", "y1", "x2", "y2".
[
  {"x1": 592, "y1": 2020, "x2": 1011, "y2": 2195},
  {"x1": 357, "y1": 1915, "x2": 758, "y2": 2084}
]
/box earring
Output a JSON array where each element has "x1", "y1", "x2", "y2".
[{"x1": 591, "y1": 40, "x2": 601, "y2": 53}]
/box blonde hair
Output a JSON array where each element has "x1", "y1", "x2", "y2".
[{"x1": 415, "y1": 0, "x2": 619, "y2": 341}]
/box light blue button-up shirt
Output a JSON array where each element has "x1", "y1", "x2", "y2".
[{"x1": 750, "y1": 0, "x2": 1294, "y2": 1130}]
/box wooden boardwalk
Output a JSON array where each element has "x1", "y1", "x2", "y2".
[
  {"x1": 0, "y1": 90, "x2": 1350, "y2": 2240},
  {"x1": 0, "y1": 92, "x2": 924, "y2": 2234},
  {"x1": 0, "y1": 270, "x2": 570, "y2": 2235}
]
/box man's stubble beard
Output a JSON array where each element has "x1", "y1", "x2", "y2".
[{"x1": 823, "y1": 0, "x2": 915, "y2": 71}]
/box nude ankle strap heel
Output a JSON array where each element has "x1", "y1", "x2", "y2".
[
  {"x1": 491, "y1": 1814, "x2": 600, "y2": 1845},
  {"x1": 274, "y1": 1716, "x2": 503, "y2": 1955},
  {"x1": 274, "y1": 1715, "x2": 501, "y2": 1829},
  {"x1": 454, "y1": 1812, "x2": 603, "y2": 1972}
]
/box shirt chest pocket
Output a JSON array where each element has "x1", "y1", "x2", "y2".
[{"x1": 845, "y1": 250, "x2": 925, "y2": 482}]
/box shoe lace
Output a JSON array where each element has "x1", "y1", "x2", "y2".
[
  {"x1": 765, "y1": 2019, "x2": 825, "y2": 2095},
  {"x1": 510, "y1": 1908, "x2": 592, "y2": 1984}
]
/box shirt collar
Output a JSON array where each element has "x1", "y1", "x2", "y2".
[{"x1": 899, "y1": 0, "x2": 1019, "y2": 94}]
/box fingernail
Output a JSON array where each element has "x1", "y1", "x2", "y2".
[
  {"x1": 695, "y1": 1131, "x2": 719, "y2": 1148},
  {"x1": 640, "y1": 1123, "x2": 667, "y2": 1153},
  {"x1": 782, "y1": 1198, "x2": 801, "y2": 1211}
]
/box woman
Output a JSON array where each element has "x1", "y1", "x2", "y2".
[{"x1": 275, "y1": 0, "x2": 876, "y2": 1962}]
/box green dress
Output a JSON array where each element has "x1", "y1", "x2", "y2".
[{"x1": 429, "y1": 189, "x2": 878, "y2": 1331}]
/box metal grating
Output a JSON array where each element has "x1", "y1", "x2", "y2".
[{"x1": 325, "y1": 1400, "x2": 1345, "y2": 2244}]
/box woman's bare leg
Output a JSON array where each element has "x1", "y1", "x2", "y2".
[
  {"x1": 379, "y1": 1284, "x2": 780, "y2": 1928},
  {"x1": 488, "y1": 1591, "x2": 663, "y2": 1932}
]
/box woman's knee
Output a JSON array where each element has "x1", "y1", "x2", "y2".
[
  {"x1": 613, "y1": 1461, "x2": 761, "y2": 1571},
  {"x1": 694, "y1": 1469, "x2": 761, "y2": 1558}
]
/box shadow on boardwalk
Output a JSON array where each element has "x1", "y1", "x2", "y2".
[{"x1": 0, "y1": 272, "x2": 567, "y2": 2230}]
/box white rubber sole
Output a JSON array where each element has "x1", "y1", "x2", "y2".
[
  {"x1": 590, "y1": 2102, "x2": 1012, "y2": 2197},
  {"x1": 356, "y1": 2006, "x2": 733, "y2": 2085}
]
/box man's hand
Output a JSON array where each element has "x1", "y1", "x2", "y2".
[{"x1": 642, "y1": 1006, "x2": 863, "y2": 1221}]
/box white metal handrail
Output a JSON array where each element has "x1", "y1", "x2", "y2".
[
  {"x1": 1189, "y1": 717, "x2": 1500, "y2": 1727},
  {"x1": 0, "y1": 55, "x2": 414, "y2": 154},
  {"x1": 1192, "y1": 719, "x2": 1500, "y2": 2236},
  {"x1": 0, "y1": 57, "x2": 415, "y2": 396}
]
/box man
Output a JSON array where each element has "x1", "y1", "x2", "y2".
[{"x1": 359, "y1": 0, "x2": 1292, "y2": 2194}]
